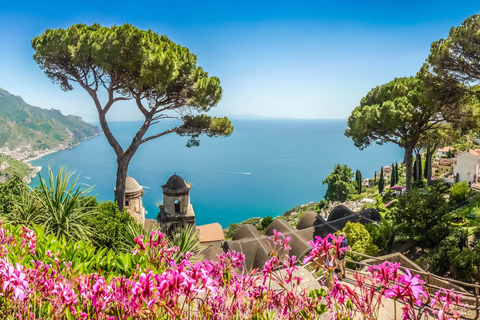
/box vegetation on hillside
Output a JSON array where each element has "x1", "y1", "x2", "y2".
[
  {"x1": 0, "y1": 87, "x2": 101, "y2": 151},
  {"x1": 0, "y1": 155, "x2": 33, "y2": 180}
]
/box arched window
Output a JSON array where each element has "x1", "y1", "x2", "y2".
[
  {"x1": 125, "y1": 200, "x2": 130, "y2": 207},
  {"x1": 174, "y1": 200, "x2": 180, "y2": 213}
]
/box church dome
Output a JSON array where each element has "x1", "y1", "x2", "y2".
[
  {"x1": 163, "y1": 174, "x2": 189, "y2": 190},
  {"x1": 125, "y1": 176, "x2": 143, "y2": 193}
]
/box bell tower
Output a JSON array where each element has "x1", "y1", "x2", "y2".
[{"x1": 157, "y1": 174, "x2": 195, "y2": 234}]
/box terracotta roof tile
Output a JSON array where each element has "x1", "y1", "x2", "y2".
[{"x1": 196, "y1": 223, "x2": 225, "y2": 243}]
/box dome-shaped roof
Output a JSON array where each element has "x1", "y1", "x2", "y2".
[
  {"x1": 163, "y1": 174, "x2": 189, "y2": 190},
  {"x1": 125, "y1": 176, "x2": 143, "y2": 193}
]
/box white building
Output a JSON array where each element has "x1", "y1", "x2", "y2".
[
  {"x1": 437, "y1": 146, "x2": 454, "y2": 158},
  {"x1": 452, "y1": 149, "x2": 480, "y2": 185}
]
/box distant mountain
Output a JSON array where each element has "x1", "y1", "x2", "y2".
[{"x1": 0, "y1": 87, "x2": 102, "y2": 151}]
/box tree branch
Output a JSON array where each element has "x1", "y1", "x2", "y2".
[{"x1": 141, "y1": 127, "x2": 178, "y2": 144}]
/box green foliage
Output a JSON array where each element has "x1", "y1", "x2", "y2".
[
  {"x1": 0, "y1": 156, "x2": 34, "y2": 180},
  {"x1": 426, "y1": 228, "x2": 469, "y2": 277},
  {"x1": 395, "y1": 162, "x2": 399, "y2": 184},
  {"x1": 4, "y1": 187, "x2": 43, "y2": 227},
  {"x1": 424, "y1": 156, "x2": 429, "y2": 179},
  {"x1": 426, "y1": 14, "x2": 480, "y2": 100},
  {"x1": 5, "y1": 223, "x2": 147, "y2": 278},
  {"x1": 342, "y1": 221, "x2": 379, "y2": 261},
  {"x1": 35, "y1": 167, "x2": 96, "y2": 242},
  {"x1": 85, "y1": 201, "x2": 137, "y2": 252},
  {"x1": 179, "y1": 115, "x2": 233, "y2": 147},
  {"x1": 393, "y1": 187, "x2": 450, "y2": 249},
  {"x1": 0, "y1": 87, "x2": 100, "y2": 151},
  {"x1": 168, "y1": 224, "x2": 203, "y2": 263},
  {"x1": 378, "y1": 167, "x2": 384, "y2": 193},
  {"x1": 318, "y1": 199, "x2": 328, "y2": 210},
  {"x1": 390, "y1": 163, "x2": 395, "y2": 187},
  {"x1": 32, "y1": 24, "x2": 222, "y2": 107},
  {"x1": 355, "y1": 170, "x2": 362, "y2": 194},
  {"x1": 373, "y1": 218, "x2": 396, "y2": 254},
  {"x1": 0, "y1": 174, "x2": 26, "y2": 216},
  {"x1": 261, "y1": 216, "x2": 274, "y2": 230},
  {"x1": 450, "y1": 181, "x2": 470, "y2": 205},
  {"x1": 322, "y1": 164, "x2": 354, "y2": 202},
  {"x1": 224, "y1": 217, "x2": 262, "y2": 239}
]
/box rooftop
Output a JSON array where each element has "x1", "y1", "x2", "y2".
[
  {"x1": 125, "y1": 176, "x2": 143, "y2": 193},
  {"x1": 196, "y1": 223, "x2": 225, "y2": 243},
  {"x1": 163, "y1": 174, "x2": 189, "y2": 191}
]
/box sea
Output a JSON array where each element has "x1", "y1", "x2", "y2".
[{"x1": 29, "y1": 119, "x2": 404, "y2": 227}]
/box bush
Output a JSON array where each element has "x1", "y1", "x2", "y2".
[
  {"x1": 426, "y1": 228, "x2": 468, "y2": 275},
  {"x1": 450, "y1": 181, "x2": 469, "y2": 205},
  {"x1": 261, "y1": 216, "x2": 274, "y2": 230},
  {"x1": 393, "y1": 187, "x2": 450, "y2": 249},
  {"x1": 0, "y1": 174, "x2": 26, "y2": 215},
  {"x1": 85, "y1": 201, "x2": 137, "y2": 252},
  {"x1": 343, "y1": 221, "x2": 379, "y2": 261}
]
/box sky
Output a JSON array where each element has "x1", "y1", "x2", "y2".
[{"x1": 1, "y1": 1, "x2": 480, "y2": 121}]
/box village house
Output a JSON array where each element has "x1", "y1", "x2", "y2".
[
  {"x1": 375, "y1": 165, "x2": 392, "y2": 179},
  {"x1": 362, "y1": 178, "x2": 375, "y2": 188},
  {"x1": 432, "y1": 158, "x2": 456, "y2": 177},
  {"x1": 437, "y1": 146, "x2": 455, "y2": 158},
  {"x1": 450, "y1": 149, "x2": 480, "y2": 185}
]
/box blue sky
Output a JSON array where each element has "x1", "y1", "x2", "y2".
[{"x1": 1, "y1": 1, "x2": 479, "y2": 121}]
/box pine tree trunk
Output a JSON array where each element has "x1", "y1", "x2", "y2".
[{"x1": 114, "y1": 153, "x2": 135, "y2": 211}]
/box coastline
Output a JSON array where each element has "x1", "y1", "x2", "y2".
[{"x1": 0, "y1": 132, "x2": 102, "y2": 183}]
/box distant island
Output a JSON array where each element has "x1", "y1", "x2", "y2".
[{"x1": 0, "y1": 87, "x2": 102, "y2": 182}]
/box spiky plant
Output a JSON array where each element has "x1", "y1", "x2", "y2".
[
  {"x1": 168, "y1": 224, "x2": 203, "y2": 263},
  {"x1": 121, "y1": 219, "x2": 151, "y2": 252},
  {"x1": 2, "y1": 186, "x2": 42, "y2": 228},
  {"x1": 36, "y1": 167, "x2": 96, "y2": 241},
  {"x1": 375, "y1": 218, "x2": 397, "y2": 254}
]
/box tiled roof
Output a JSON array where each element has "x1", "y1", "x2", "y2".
[
  {"x1": 196, "y1": 223, "x2": 225, "y2": 243},
  {"x1": 470, "y1": 149, "x2": 480, "y2": 157}
]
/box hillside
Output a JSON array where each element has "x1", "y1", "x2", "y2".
[{"x1": 0, "y1": 87, "x2": 101, "y2": 153}]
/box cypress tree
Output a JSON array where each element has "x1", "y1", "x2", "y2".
[
  {"x1": 379, "y1": 167, "x2": 385, "y2": 193},
  {"x1": 358, "y1": 170, "x2": 362, "y2": 194},
  {"x1": 424, "y1": 155, "x2": 429, "y2": 179},
  {"x1": 374, "y1": 171, "x2": 377, "y2": 183},
  {"x1": 390, "y1": 163, "x2": 395, "y2": 187},
  {"x1": 418, "y1": 154, "x2": 423, "y2": 182},
  {"x1": 395, "y1": 162, "x2": 399, "y2": 183},
  {"x1": 355, "y1": 170, "x2": 359, "y2": 193},
  {"x1": 413, "y1": 159, "x2": 418, "y2": 183}
]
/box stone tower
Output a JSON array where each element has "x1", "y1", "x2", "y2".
[
  {"x1": 122, "y1": 177, "x2": 145, "y2": 226},
  {"x1": 157, "y1": 174, "x2": 195, "y2": 234}
]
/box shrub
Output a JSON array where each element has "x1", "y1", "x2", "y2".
[
  {"x1": 343, "y1": 221, "x2": 379, "y2": 261},
  {"x1": 427, "y1": 228, "x2": 468, "y2": 275},
  {"x1": 261, "y1": 216, "x2": 274, "y2": 230},
  {"x1": 450, "y1": 181, "x2": 469, "y2": 205},
  {"x1": 85, "y1": 201, "x2": 137, "y2": 252},
  {"x1": 393, "y1": 187, "x2": 450, "y2": 249},
  {"x1": 0, "y1": 174, "x2": 26, "y2": 215}
]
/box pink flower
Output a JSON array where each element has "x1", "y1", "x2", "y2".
[
  {"x1": 400, "y1": 269, "x2": 427, "y2": 306},
  {"x1": 1, "y1": 262, "x2": 29, "y2": 301}
]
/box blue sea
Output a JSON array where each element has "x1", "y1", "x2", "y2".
[{"x1": 29, "y1": 119, "x2": 403, "y2": 227}]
